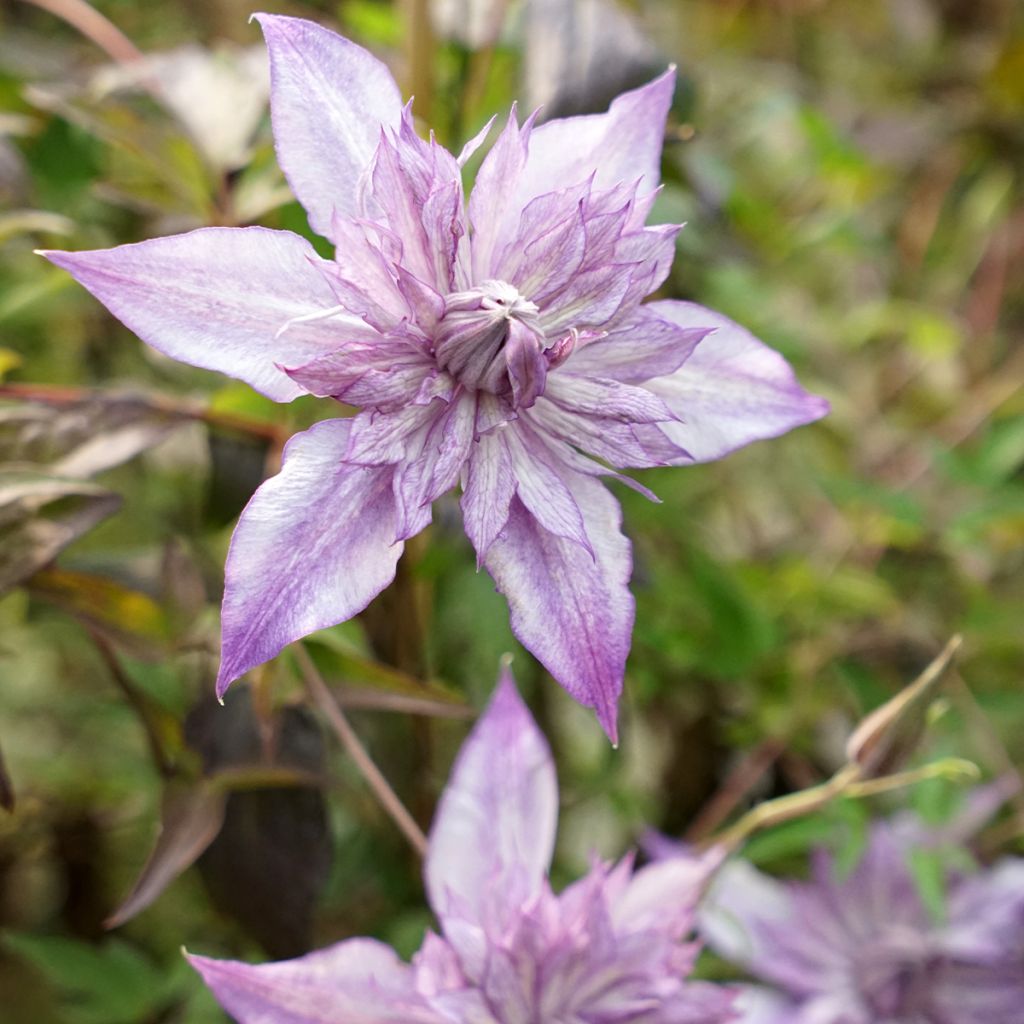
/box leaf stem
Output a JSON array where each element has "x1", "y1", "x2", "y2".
[
  {"x1": 15, "y1": 0, "x2": 145, "y2": 67},
  {"x1": 294, "y1": 644, "x2": 428, "y2": 858}
]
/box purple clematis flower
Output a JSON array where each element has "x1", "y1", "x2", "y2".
[
  {"x1": 698, "y1": 806, "x2": 1024, "y2": 1024},
  {"x1": 187, "y1": 667, "x2": 738, "y2": 1022},
  {"x1": 41, "y1": 13, "x2": 827, "y2": 740}
]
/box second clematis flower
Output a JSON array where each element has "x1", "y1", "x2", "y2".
[
  {"x1": 188, "y1": 667, "x2": 738, "y2": 1022},
  {"x1": 42, "y1": 13, "x2": 827, "y2": 740}
]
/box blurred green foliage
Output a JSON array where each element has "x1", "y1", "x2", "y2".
[{"x1": 0, "y1": 0, "x2": 1022, "y2": 1020}]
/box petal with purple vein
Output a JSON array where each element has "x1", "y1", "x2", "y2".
[
  {"x1": 425, "y1": 668, "x2": 558, "y2": 929},
  {"x1": 283, "y1": 334, "x2": 435, "y2": 412},
  {"x1": 460, "y1": 428, "x2": 516, "y2": 563},
  {"x1": 216, "y1": 419, "x2": 405, "y2": 696},
  {"x1": 187, "y1": 938, "x2": 442, "y2": 1024},
  {"x1": 514, "y1": 70, "x2": 675, "y2": 220},
  {"x1": 483, "y1": 471, "x2": 633, "y2": 741},
  {"x1": 255, "y1": 14, "x2": 403, "y2": 239},
  {"x1": 643, "y1": 301, "x2": 829, "y2": 463},
  {"x1": 393, "y1": 392, "x2": 476, "y2": 539},
  {"x1": 565, "y1": 305, "x2": 709, "y2": 383},
  {"x1": 41, "y1": 227, "x2": 350, "y2": 402},
  {"x1": 530, "y1": 397, "x2": 687, "y2": 468},
  {"x1": 504, "y1": 423, "x2": 591, "y2": 552},
  {"x1": 468, "y1": 107, "x2": 534, "y2": 281}
]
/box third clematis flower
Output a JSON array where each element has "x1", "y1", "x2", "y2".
[
  {"x1": 188, "y1": 667, "x2": 738, "y2": 1023},
  {"x1": 41, "y1": 13, "x2": 827, "y2": 740},
  {"x1": 698, "y1": 795, "x2": 1024, "y2": 1024}
]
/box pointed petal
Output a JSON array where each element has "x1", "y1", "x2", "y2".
[
  {"x1": 613, "y1": 847, "x2": 726, "y2": 937},
  {"x1": 644, "y1": 301, "x2": 829, "y2": 462},
  {"x1": 565, "y1": 305, "x2": 710, "y2": 383},
  {"x1": 217, "y1": 419, "x2": 404, "y2": 696},
  {"x1": 368, "y1": 131, "x2": 440, "y2": 287},
  {"x1": 460, "y1": 426, "x2": 516, "y2": 563},
  {"x1": 419, "y1": 180, "x2": 465, "y2": 294},
  {"x1": 282, "y1": 330, "x2": 436, "y2": 412},
  {"x1": 344, "y1": 403, "x2": 443, "y2": 466},
  {"x1": 285, "y1": 355, "x2": 436, "y2": 412},
  {"x1": 187, "y1": 939, "x2": 441, "y2": 1024},
  {"x1": 539, "y1": 264, "x2": 634, "y2": 335},
  {"x1": 468, "y1": 107, "x2": 533, "y2": 280},
  {"x1": 393, "y1": 392, "x2": 476, "y2": 539},
  {"x1": 254, "y1": 14, "x2": 404, "y2": 238},
  {"x1": 330, "y1": 215, "x2": 411, "y2": 321},
  {"x1": 363, "y1": 112, "x2": 464, "y2": 292},
  {"x1": 514, "y1": 70, "x2": 675, "y2": 216},
  {"x1": 578, "y1": 182, "x2": 636, "y2": 270},
  {"x1": 483, "y1": 471, "x2": 633, "y2": 741},
  {"x1": 425, "y1": 667, "x2": 558, "y2": 929},
  {"x1": 544, "y1": 372, "x2": 678, "y2": 424},
  {"x1": 457, "y1": 115, "x2": 496, "y2": 167},
  {"x1": 41, "y1": 228, "x2": 348, "y2": 402},
  {"x1": 504, "y1": 423, "x2": 591, "y2": 551},
  {"x1": 529, "y1": 395, "x2": 688, "y2": 468},
  {"x1": 497, "y1": 192, "x2": 588, "y2": 302},
  {"x1": 615, "y1": 222, "x2": 682, "y2": 307},
  {"x1": 395, "y1": 266, "x2": 446, "y2": 333}
]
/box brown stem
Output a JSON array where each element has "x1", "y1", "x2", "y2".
[
  {"x1": 684, "y1": 738, "x2": 785, "y2": 842},
  {"x1": 89, "y1": 630, "x2": 175, "y2": 778},
  {"x1": 294, "y1": 644, "x2": 428, "y2": 858},
  {"x1": 16, "y1": 0, "x2": 145, "y2": 67},
  {"x1": 330, "y1": 688, "x2": 473, "y2": 719},
  {"x1": 0, "y1": 383, "x2": 286, "y2": 445}
]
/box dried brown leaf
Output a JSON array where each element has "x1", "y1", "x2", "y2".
[
  {"x1": 0, "y1": 470, "x2": 121, "y2": 595},
  {"x1": 0, "y1": 394, "x2": 186, "y2": 477}
]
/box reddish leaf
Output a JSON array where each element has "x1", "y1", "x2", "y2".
[{"x1": 105, "y1": 782, "x2": 226, "y2": 929}]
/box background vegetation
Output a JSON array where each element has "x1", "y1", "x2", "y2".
[{"x1": 0, "y1": 0, "x2": 1022, "y2": 1019}]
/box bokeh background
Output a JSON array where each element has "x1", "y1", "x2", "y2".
[{"x1": 1, "y1": 0, "x2": 1022, "y2": 1019}]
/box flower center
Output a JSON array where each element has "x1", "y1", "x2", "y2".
[{"x1": 433, "y1": 280, "x2": 549, "y2": 408}]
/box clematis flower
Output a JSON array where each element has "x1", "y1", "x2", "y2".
[
  {"x1": 41, "y1": 13, "x2": 827, "y2": 740},
  {"x1": 699, "y1": 802, "x2": 1024, "y2": 1024},
  {"x1": 187, "y1": 666, "x2": 739, "y2": 1022}
]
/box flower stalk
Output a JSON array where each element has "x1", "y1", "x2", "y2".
[{"x1": 293, "y1": 643, "x2": 428, "y2": 858}]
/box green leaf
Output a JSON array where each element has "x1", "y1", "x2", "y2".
[
  {"x1": 339, "y1": 0, "x2": 403, "y2": 47},
  {"x1": 26, "y1": 568, "x2": 172, "y2": 657},
  {"x1": 907, "y1": 847, "x2": 948, "y2": 923},
  {"x1": 1, "y1": 933, "x2": 183, "y2": 1024}
]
